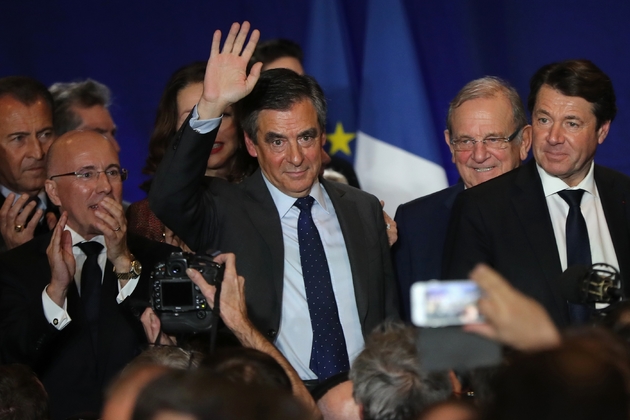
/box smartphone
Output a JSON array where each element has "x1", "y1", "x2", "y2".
[{"x1": 411, "y1": 280, "x2": 483, "y2": 327}]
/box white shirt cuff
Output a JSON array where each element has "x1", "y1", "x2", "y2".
[
  {"x1": 117, "y1": 276, "x2": 140, "y2": 304},
  {"x1": 189, "y1": 105, "x2": 222, "y2": 134},
  {"x1": 42, "y1": 285, "x2": 71, "y2": 330}
]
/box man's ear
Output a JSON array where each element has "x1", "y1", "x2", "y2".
[
  {"x1": 597, "y1": 120, "x2": 611, "y2": 145},
  {"x1": 444, "y1": 129, "x2": 455, "y2": 163},
  {"x1": 244, "y1": 133, "x2": 258, "y2": 158},
  {"x1": 519, "y1": 125, "x2": 533, "y2": 161},
  {"x1": 45, "y1": 179, "x2": 61, "y2": 207}
]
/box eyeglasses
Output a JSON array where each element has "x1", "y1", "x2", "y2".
[
  {"x1": 49, "y1": 168, "x2": 128, "y2": 182},
  {"x1": 450, "y1": 126, "x2": 523, "y2": 151}
]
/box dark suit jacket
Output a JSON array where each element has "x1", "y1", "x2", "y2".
[
  {"x1": 149, "y1": 123, "x2": 398, "y2": 341},
  {"x1": 393, "y1": 183, "x2": 465, "y2": 320},
  {"x1": 0, "y1": 193, "x2": 59, "y2": 253},
  {"x1": 443, "y1": 159, "x2": 630, "y2": 327},
  {"x1": 0, "y1": 232, "x2": 176, "y2": 420}
]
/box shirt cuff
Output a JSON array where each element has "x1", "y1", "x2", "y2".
[
  {"x1": 117, "y1": 276, "x2": 140, "y2": 304},
  {"x1": 189, "y1": 105, "x2": 222, "y2": 134},
  {"x1": 42, "y1": 285, "x2": 71, "y2": 330}
]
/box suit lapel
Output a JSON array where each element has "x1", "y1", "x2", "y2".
[
  {"x1": 322, "y1": 179, "x2": 369, "y2": 325},
  {"x1": 511, "y1": 161, "x2": 566, "y2": 313},
  {"x1": 595, "y1": 166, "x2": 630, "y2": 291},
  {"x1": 241, "y1": 170, "x2": 285, "y2": 304}
]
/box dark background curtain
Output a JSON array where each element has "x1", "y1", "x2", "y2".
[{"x1": 2, "y1": 0, "x2": 627, "y2": 202}]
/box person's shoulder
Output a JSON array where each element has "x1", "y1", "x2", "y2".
[
  {"x1": 397, "y1": 184, "x2": 463, "y2": 215},
  {"x1": 594, "y1": 164, "x2": 630, "y2": 187},
  {"x1": 127, "y1": 232, "x2": 179, "y2": 262}
]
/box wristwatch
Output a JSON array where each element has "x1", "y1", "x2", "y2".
[{"x1": 115, "y1": 256, "x2": 142, "y2": 280}]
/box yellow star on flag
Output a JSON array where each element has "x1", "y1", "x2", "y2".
[{"x1": 327, "y1": 121, "x2": 355, "y2": 156}]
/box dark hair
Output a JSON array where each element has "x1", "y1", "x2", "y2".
[
  {"x1": 0, "y1": 364, "x2": 49, "y2": 420},
  {"x1": 201, "y1": 347, "x2": 291, "y2": 391},
  {"x1": 0, "y1": 76, "x2": 53, "y2": 114},
  {"x1": 49, "y1": 79, "x2": 112, "y2": 136},
  {"x1": 528, "y1": 59, "x2": 616, "y2": 129},
  {"x1": 249, "y1": 38, "x2": 303, "y2": 72},
  {"x1": 132, "y1": 370, "x2": 311, "y2": 420},
  {"x1": 238, "y1": 68, "x2": 326, "y2": 144},
  {"x1": 142, "y1": 62, "x2": 256, "y2": 190}
]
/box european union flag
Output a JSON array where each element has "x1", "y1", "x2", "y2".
[
  {"x1": 355, "y1": 0, "x2": 447, "y2": 213},
  {"x1": 304, "y1": 0, "x2": 357, "y2": 160}
]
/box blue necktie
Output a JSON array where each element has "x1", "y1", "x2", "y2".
[
  {"x1": 558, "y1": 189, "x2": 592, "y2": 323},
  {"x1": 294, "y1": 196, "x2": 349, "y2": 381},
  {"x1": 76, "y1": 241, "x2": 104, "y2": 349}
]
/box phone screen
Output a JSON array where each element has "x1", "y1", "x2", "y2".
[{"x1": 411, "y1": 280, "x2": 483, "y2": 327}]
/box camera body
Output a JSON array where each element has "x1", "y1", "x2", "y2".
[{"x1": 151, "y1": 252, "x2": 224, "y2": 334}]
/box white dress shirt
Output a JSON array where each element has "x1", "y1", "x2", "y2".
[
  {"x1": 264, "y1": 176, "x2": 364, "y2": 380},
  {"x1": 42, "y1": 227, "x2": 140, "y2": 330},
  {"x1": 537, "y1": 161, "x2": 619, "y2": 272}
]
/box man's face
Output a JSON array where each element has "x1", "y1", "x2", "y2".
[
  {"x1": 0, "y1": 95, "x2": 54, "y2": 196},
  {"x1": 73, "y1": 105, "x2": 120, "y2": 153},
  {"x1": 45, "y1": 131, "x2": 123, "y2": 239},
  {"x1": 532, "y1": 85, "x2": 609, "y2": 187},
  {"x1": 245, "y1": 100, "x2": 324, "y2": 198},
  {"x1": 445, "y1": 95, "x2": 531, "y2": 188}
]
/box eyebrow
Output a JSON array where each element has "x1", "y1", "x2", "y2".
[
  {"x1": 264, "y1": 132, "x2": 287, "y2": 143},
  {"x1": 299, "y1": 128, "x2": 319, "y2": 138},
  {"x1": 76, "y1": 163, "x2": 121, "y2": 171}
]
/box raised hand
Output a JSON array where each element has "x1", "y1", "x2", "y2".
[
  {"x1": 0, "y1": 193, "x2": 44, "y2": 250},
  {"x1": 93, "y1": 196, "x2": 133, "y2": 278},
  {"x1": 46, "y1": 212, "x2": 76, "y2": 307},
  {"x1": 197, "y1": 21, "x2": 263, "y2": 120}
]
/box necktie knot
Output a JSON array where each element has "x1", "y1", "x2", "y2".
[
  {"x1": 558, "y1": 189, "x2": 585, "y2": 208},
  {"x1": 76, "y1": 241, "x2": 104, "y2": 257},
  {"x1": 294, "y1": 196, "x2": 315, "y2": 212}
]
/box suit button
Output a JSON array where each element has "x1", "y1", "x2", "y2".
[{"x1": 267, "y1": 329, "x2": 277, "y2": 338}]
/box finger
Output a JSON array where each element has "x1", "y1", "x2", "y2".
[
  {"x1": 221, "y1": 22, "x2": 241, "y2": 54},
  {"x1": 187, "y1": 268, "x2": 217, "y2": 305},
  {"x1": 469, "y1": 264, "x2": 510, "y2": 294},
  {"x1": 245, "y1": 62, "x2": 262, "y2": 92},
  {"x1": 232, "y1": 21, "x2": 251, "y2": 55},
  {"x1": 0, "y1": 193, "x2": 15, "y2": 220},
  {"x1": 210, "y1": 29, "x2": 222, "y2": 57},
  {"x1": 8, "y1": 194, "x2": 33, "y2": 222},
  {"x1": 241, "y1": 28, "x2": 260, "y2": 60},
  {"x1": 380, "y1": 200, "x2": 385, "y2": 209},
  {"x1": 46, "y1": 212, "x2": 58, "y2": 230}
]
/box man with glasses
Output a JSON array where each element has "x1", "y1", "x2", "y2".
[
  {"x1": 444, "y1": 60, "x2": 630, "y2": 328},
  {"x1": 393, "y1": 77, "x2": 531, "y2": 320},
  {"x1": 0, "y1": 130, "x2": 175, "y2": 420}
]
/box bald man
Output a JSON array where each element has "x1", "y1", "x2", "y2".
[{"x1": 0, "y1": 131, "x2": 175, "y2": 420}]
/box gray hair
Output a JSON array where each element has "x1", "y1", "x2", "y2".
[
  {"x1": 446, "y1": 76, "x2": 527, "y2": 142},
  {"x1": 350, "y1": 322, "x2": 452, "y2": 420},
  {"x1": 49, "y1": 78, "x2": 112, "y2": 136}
]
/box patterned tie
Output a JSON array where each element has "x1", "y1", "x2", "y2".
[
  {"x1": 294, "y1": 196, "x2": 349, "y2": 381},
  {"x1": 558, "y1": 189, "x2": 592, "y2": 323},
  {"x1": 76, "y1": 241, "x2": 104, "y2": 348}
]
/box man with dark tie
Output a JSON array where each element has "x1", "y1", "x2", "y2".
[
  {"x1": 444, "y1": 60, "x2": 630, "y2": 327},
  {"x1": 0, "y1": 131, "x2": 174, "y2": 419},
  {"x1": 0, "y1": 76, "x2": 58, "y2": 252},
  {"x1": 149, "y1": 22, "x2": 398, "y2": 384},
  {"x1": 393, "y1": 76, "x2": 531, "y2": 320}
]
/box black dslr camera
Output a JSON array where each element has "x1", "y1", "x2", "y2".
[{"x1": 151, "y1": 252, "x2": 224, "y2": 334}]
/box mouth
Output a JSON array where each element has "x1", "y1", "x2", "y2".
[
  {"x1": 473, "y1": 167, "x2": 495, "y2": 173},
  {"x1": 89, "y1": 204, "x2": 99, "y2": 210},
  {"x1": 210, "y1": 142, "x2": 224, "y2": 155}
]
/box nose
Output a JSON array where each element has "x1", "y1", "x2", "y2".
[
  {"x1": 286, "y1": 140, "x2": 305, "y2": 166},
  {"x1": 471, "y1": 140, "x2": 490, "y2": 162},
  {"x1": 26, "y1": 135, "x2": 45, "y2": 161},
  {"x1": 95, "y1": 171, "x2": 113, "y2": 194},
  {"x1": 547, "y1": 122, "x2": 563, "y2": 145}
]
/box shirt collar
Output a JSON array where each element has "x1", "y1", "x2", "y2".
[
  {"x1": 66, "y1": 225, "x2": 106, "y2": 251},
  {"x1": 537, "y1": 161, "x2": 597, "y2": 198},
  {"x1": 262, "y1": 173, "x2": 329, "y2": 218}
]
